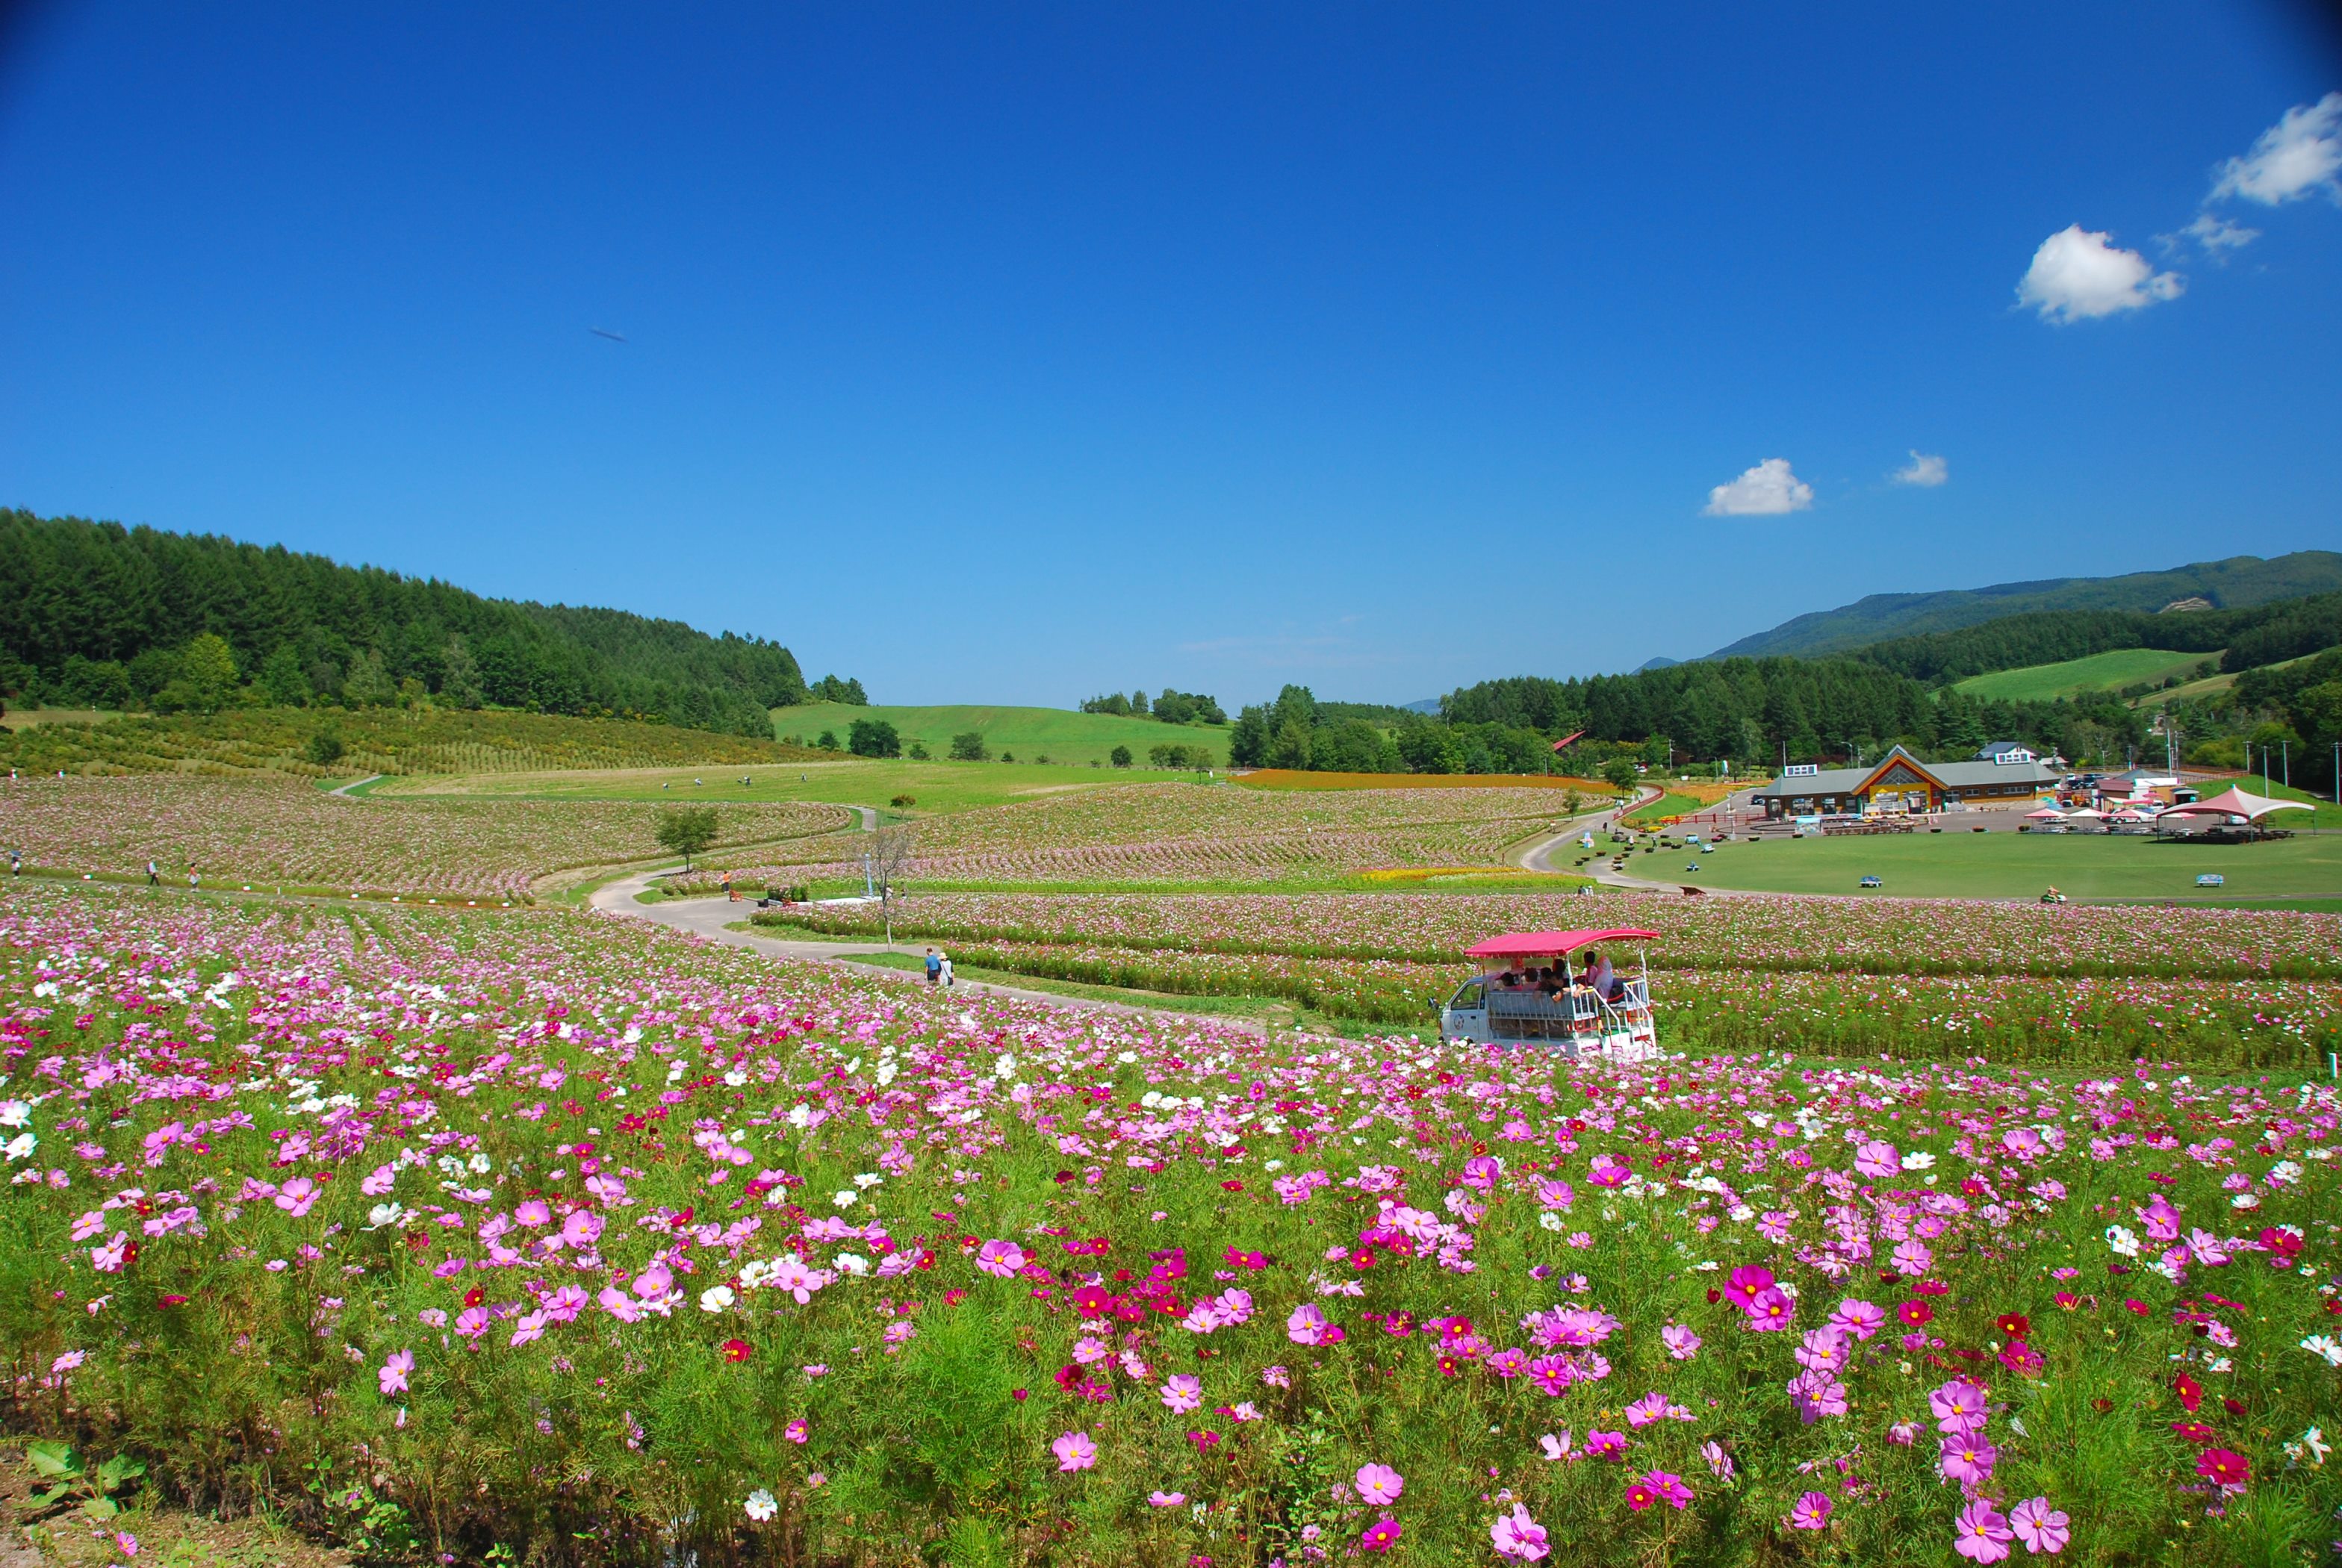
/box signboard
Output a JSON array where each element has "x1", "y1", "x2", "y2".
[{"x1": 1782, "y1": 763, "x2": 1819, "y2": 777}]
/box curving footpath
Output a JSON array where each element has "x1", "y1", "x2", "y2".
[{"x1": 588, "y1": 867, "x2": 1264, "y2": 1035}]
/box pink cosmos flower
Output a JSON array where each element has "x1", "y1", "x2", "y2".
[
  {"x1": 1789, "y1": 1490, "x2": 1833, "y2": 1529},
  {"x1": 1360, "y1": 1517, "x2": 1403, "y2": 1552},
  {"x1": 509, "y1": 1310, "x2": 548, "y2": 1348},
  {"x1": 785, "y1": 1419, "x2": 808, "y2": 1443},
  {"x1": 1161, "y1": 1375, "x2": 1202, "y2": 1413},
  {"x1": 1701, "y1": 1440, "x2": 1734, "y2": 1480},
  {"x1": 1535, "y1": 1177, "x2": 1575, "y2": 1210},
  {"x1": 543, "y1": 1285, "x2": 588, "y2": 1322},
  {"x1": 1526, "y1": 1354, "x2": 1573, "y2": 1396},
  {"x1": 1460, "y1": 1154, "x2": 1503, "y2": 1189},
  {"x1": 1491, "y1": 1503, "x2": 1549, "y2": 1561},
  {"x1": 1624, "y1": 1392, "x2": 1671, "y2": 1428},
  {"x1": 1588, "y1": 1154, "x2": 1630, "y2": 1189},
  {"x1": 976, "y1": 1240, "x2": 1027, "y2": 1278},
  {"x1": 273, "y1": 1178, "x2": 317, "y2": 1218},
  {"x1": 2010, "y1": 1497, "x2": 2069, "y2": 1555},
  {"x1": 1829, "y1": 1298, "x2": 1886, "y2": 1340},
  {"x1": 1286, "y1": 1302, "x2": 1343, "y2": 1345},
  {"x1": 1147, "y1": 1491, "x2": 1185, "y2": 1507},
  {"x1": 1745, "y1": 1288, "x2": 1796, "y2": 1331},
  {"x1": 1931, "y1": 1378, "x2": 1992, "y2": 1431},
  {"x1": 1854, "y1": 1140, "x2": 1899, "y2": 1180},
  {"x1": 1723, "y1": 1264, "x2": 1774, "y2": 1310},
  {"x1": 515, "y1": 1200, "x2": 553, "y2": 1227},
  {"x1": 1660, "y1": 1323, "x2": 1700, "y2": 1360},
  {"x1": 1355, "y1": 1463, "x2": 1404, "y2": 1506},
  {"x1": 597, "y1": 1286, "x2": 643, "y2": 1322},
  {"x1": 1486, "y1": 1346, "x2": 1529, "y2": 1378},
  {"x1": 454, "y1": 1307, "x2": 489, "y2": 1338},
  {"x1": 1642, "y1": 1470, "x2": 1692, "y2": 1509},
  {"x1": 1538, "y1": 1431, "x2": 1574, "y2": 1461},
  {"x1": 1585, "y1": 1428, "x2": 1627, "y2": 1459},
  {"x1": 1954, "y1": 1500, "x2": 2016, "y2": 1563},
  {"x1": 561, "y1": 1210, "x2": 604, "y2": 1247},
  {"x1": 1795, "y1": 1325, "x2": 1848, "y2": 1372},
  {"x1": 1051, "y1": 1431, "x2": 1096, "y2": 1472},
  {"x1": 378, "y1": 1349, "x2": 413, "y2": 1396},
  {"x1": 1939, "y1": 1431, "x2": 1998, "y2": 1484},
  {"x1": 1892, "y1": 1239, "x2": 1934, "y2": 1276}
]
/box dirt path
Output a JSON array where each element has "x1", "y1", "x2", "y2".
[{"x1": 588, "y1": 870, "x2": 1264, "y2": 1034}]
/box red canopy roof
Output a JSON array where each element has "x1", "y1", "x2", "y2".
[
  {"x1": 2160, "y1": 785, "x2": 2313, "y2": 821},
  {"x1": 1465, "y1": 928, "x2": 1659, "y2": 959}
]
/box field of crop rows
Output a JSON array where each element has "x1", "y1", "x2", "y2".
[
  {"x1": 759, "y1": 892, "x2": 2342, "y2": 1067},
  {"x1": 1, "y1": 880, "x2": 2334, "y2": 1565},
  {"x1": 0, "y1": 774, "x2": 851, "y2": 898},
  {"x1": 680, "y1": 784, "x2": 1576, "y2": 889},
  {"x1": 0, "y1": 707, "x2": 820, "y2": 777}
]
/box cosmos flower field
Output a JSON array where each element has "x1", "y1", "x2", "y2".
[
  {"x1": 3, "y1": 881, "x2": 2338, "y2": 1565},
  {"x1": 758, "y1": 892, "x2": 2342, "y2": 1068}
]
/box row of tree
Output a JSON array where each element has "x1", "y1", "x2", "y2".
[
  {"x1": 0, "y1": 511, "x2": 859, "y2": 738},
  {"x1": 1078, "y1": 688, "x2": 1228, "y2": 724}
]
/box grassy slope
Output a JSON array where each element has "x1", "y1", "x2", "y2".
[
  {"x1": 1235, "y1": 770, "x2": 1606, "y2": 791},
  {"x1": 771, "y1": 701, "x2": 1224, "y2": 766},
  {"x1": 375, "y1": 756, "x2": 1212, "y2": 815},
  {"x1": 1642, "y1": 830, "x2": 2342, "y2": 900},
  {"x1": 1952, "y1": 647, "x2": 2209, "y2": 702}
]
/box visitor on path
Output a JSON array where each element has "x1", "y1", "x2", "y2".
[
  {"x1": 924, "y1": 948, "x2": 942, "y2": 986},
  {"x1": 7, "y1": 848, "x2": 19, "y2": 875},
  {"x1": 187, "y1": 863, "x2": 200, "y2": 890},
  {"x1": 723, "y1": 871, "x2": 737, "y2": 902},
  {"x1": 939, "y1": 955, "x2": 954, "y2": 987},
  {"x1": 146, "y1": 859, "x2": 160, "y2": 886}
]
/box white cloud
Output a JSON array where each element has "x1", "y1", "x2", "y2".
[
  {"x1": 1703, "y1": 458, "x2": 1813, "y2": 516},
  {"x1": 2210, "y1": 92, "x2": 2342, "y2": 206},
  {"x1": 1892, "y1": 451, "x2": 1948, "y2": 488},
  {"x1": 2166, "y1": 212, "x2": 2261, "y2": 259},
  {"x1": 2016, "y1": 225, "x2": 2184, "y2": 323}
]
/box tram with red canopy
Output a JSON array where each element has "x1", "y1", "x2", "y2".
[{"x1": 1438, "y1": 927, "x2": 1660, "y2": 1058}]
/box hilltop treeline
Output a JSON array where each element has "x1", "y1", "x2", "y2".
[
  {"x1": 0, "y1": 511, "x2": 856, "y2": 737},
  {"x1": 1841, "y1": 591, "x2": 2342, "y2": 683}
]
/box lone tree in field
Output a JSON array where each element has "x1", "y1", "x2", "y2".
[
  {"x1": 865, "y1": 823, "x2": 917, "y2": 948},
  {"x1": 653, "y1": 806, "x2": 721, "y2": 871},
  {"x1": 1601, "y1": 758, "x2": 1639, "y2": 800}
]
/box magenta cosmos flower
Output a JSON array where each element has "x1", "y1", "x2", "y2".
[
  {"x1": 1954, "y1": 1500, "x2": 2016, "y2": 1564},
  {"x1": 1354, "y1": 1463, "x2": 1404, "y2": 1506},
  {"x1": 1360, "y1": 1517, "x2": 1403, "y2": 1552},
  {"x1": 1641, "y1": 1470, "x2": 1692, "y2": 1509},
  {"x1": 1789, "y1": 1490, "x2": 1833, "y2": 1531},
  {"x1": 1491, "y1": 1504, "x2": 1549, "y2": 1561},
  {"x1": 976, "y1": 1240, "x2": 1027, "y2": 1278},
  {"x1": 2010, "y1": 1497, "x2": 2069, "y2": 1555},
  {"x1": 1050, "y1": 1431, "x2": 1096, "y2": 1472}
]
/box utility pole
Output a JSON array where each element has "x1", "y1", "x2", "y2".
[{"x1": 2282, "y1": 738, "x2": 2289, "y2": 790}]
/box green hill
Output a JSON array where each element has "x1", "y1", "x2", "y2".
[
  {"x1": 0, "y1": 508, "x2": 852, "y2": 738},
  {"x1": 1952, "y1": 648, "x2": 2213, "y2": 703},
  {"x1": 1708, "y1": 551, "x2": 2342, "y2": 660},
  {"x1": 771, "y1": 702, "x2": 1226, "y2": 767}
]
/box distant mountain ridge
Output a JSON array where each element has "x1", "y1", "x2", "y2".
[{"x1": 1706, "y1": 551, "x2": 2342, "y2": 661}]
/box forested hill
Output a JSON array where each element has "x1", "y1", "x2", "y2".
[
  {"x1": 0, "y1": 509, "x2": 857, "y2": 736},
  {"x1": 1707, "y1": 550, "x2": 2342, "y2": 660},
  {"x1": 1842, "y1": 591, "x2": 2342, "y2": 683}
]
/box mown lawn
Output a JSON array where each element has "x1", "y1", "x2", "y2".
[
  {"x1": 1640, "y1": 826, "x2": 2342, "y2": 900},
  {"x1": 1951, "y1": 647, "x2": 2209, "y2": 701},
  {"x1": 373, "y1": 758, "x2": 1213, "y2": 815}
]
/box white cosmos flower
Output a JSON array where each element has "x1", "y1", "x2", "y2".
[
  {"x1": 744, "y1": 1488, "x2": 777, "y2": 1522},
  {"x1": 2299, "y1": 1334, "x2": 2342, "y2": 1369},
  {"x1": 2230, "y1": 1192, "x2": 2261, "y2": 1210},
  {"x1": 2105, "y1": 1224, "x2": 2140, "y2": 1257},
  {"x1": 832, "y1": 1190, "x2": 857, "y2": 1208},
  {"x1": 0, "y1": 1101, "x2": 31, "y2": 1128},
  {"x1": 1898, "y1": 1151, "x2": 1936, "y2": 1171},
  {"x1": 699, "y1": 1286, "x2": 736, "y2": 1313}
]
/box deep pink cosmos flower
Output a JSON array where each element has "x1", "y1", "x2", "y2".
[
  {"x1": 1641, "y1": 1471, "x2": 1692, "y2": 1509},
  {"x1": 1939, "y1": 1432, "x2": 1998, "y2": 1484},
  {"x1": 2010, "y1": 1497, "x2": 2069, "y2": 1555},
  {"x1": 1954, "y1": 1501, "x2": 2015, "y2": 1563},
  {"x1": 1360, "y1": 1517, "x2": 1402, "y2": 1552},
  {"x1": 1723, "y1": 1264, "x2": 1775, "y2": 1310},
  {"x1": 2196, "y1": 1449, "x2": 2249, "y2": 1492},
  {"x1": 1789, "y1": 1490, "x2": 1833, "y2": 1530}
]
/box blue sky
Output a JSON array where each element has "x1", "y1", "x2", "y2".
[{"x1": 3, "y1": 4, "x2": 2338, "y2": 708}]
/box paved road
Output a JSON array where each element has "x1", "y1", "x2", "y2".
[
  {"x1": 328, "y1": 774, "x2": 385, "y2": 797},
  {"x1": 1512, "y1": 787, "x2": 1659, "y2": 874},
  {"x1": 588, "y1": 868, "x2": 1264, "y2": 1034}
]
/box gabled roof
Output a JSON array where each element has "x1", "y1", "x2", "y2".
[{"x1": 1758, "y1": 744, "x2": 2060, "y2": 797}]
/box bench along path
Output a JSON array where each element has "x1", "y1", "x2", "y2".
[{"x1": 589, "y1": 868, "x2": 1265, "y2": 1036}]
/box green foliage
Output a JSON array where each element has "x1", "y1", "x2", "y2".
[
  {"x1": 1600, "y1": 758, "x2": 1639, "y2": 795},
  {"x1": 951, "y1": 730, "x2": 991, "y2": 762},
  {"x1": 304, "y1": 723, "x2": 347, "y2": 766},
  {"x1": 0, "y1": 507, "x2": 826, "y2": 737},
  {"x1": 811, "y1": 673, "x2": 868, "y2": 704},
  {"x1": 1108, "y1": 744, "x2": 1132, "y2": 768},
  {"x1": 24, "y1": 1440, "x2": 146, "y2": 1522},
  {"x1": 652, "y1": 805, "x2": 722, "y2": 869},
  {"x1": 847, "y1": 717, "x2": 901, "y2": 758},
  {"x1": 816, "y1": 729, "x2": 841, "y2": 751}
]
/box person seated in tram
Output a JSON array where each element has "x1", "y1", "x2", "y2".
[
  {"x1": 1580, "y1": 950, "x2": 1618, "y2": 1001},
  {"x1": 1536, "y1": 965, "x2": 1565, "y2": 998}
]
